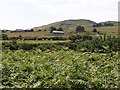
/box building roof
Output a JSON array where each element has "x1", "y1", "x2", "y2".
[
  {"x1": 52, "y1": 31, "x2": 64, "y2": 34},
  {"x1": 15, "y1": 29, "x2": 23, "y2": 31}
]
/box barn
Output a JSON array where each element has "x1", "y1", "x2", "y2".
[{"x1": 52, "y1": 31, "x2": 64, "y2": 34}]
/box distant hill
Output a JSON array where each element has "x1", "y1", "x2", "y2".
[
  {"x1": 33, "y1": 19, "x2": 118, "y2": 32},
  {"x1": 4, "y1": 19, "x2": 118, "y2": 38},
  {"x1": 33, "y1": 19, "x2": 97, "y2": 31}
]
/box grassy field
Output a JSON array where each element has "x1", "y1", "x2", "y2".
[
  {"x1": 1, "y1": 40, "x2": 70, "y2": 44},
  {"x1": 4, "y1": 26, "x2": 118, "y2": 38},
  {"x1": 5, "y1": 31, "x2": 50, "y2": 37},
  {"x1": 96, "y1": 26, "x2": 118, "y2": 35},
  {"x1": 5, "y1": 31, "x2": 70, "y2": 38}
]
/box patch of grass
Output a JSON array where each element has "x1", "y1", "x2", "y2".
[{"x1": 1, "y1": 40, "x2": 70, "y2": 44}]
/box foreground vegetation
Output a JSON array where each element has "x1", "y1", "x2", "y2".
[
  {"x1": 1, "y1": 30, "x2": 119, "y2": 89},
  {"x1": 2, "y1": 49, "x2": 119, "y2": 88},
  {"x1": 2, "y1": 34, "x2": 119, "y2": 52}
]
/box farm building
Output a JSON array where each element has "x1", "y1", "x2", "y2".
[
  {"x1": 24, "y1": 29, "x2": 34, "y2": 32},
  {"x1": 15, "y1": 29, "x2": 24, "y2": 32},
  {"x1": 52, "y1": 31, "x2": 64, "y2": 34}
]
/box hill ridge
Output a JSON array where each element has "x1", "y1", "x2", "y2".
[{"x1": 33, "y1": 19, "x2": 118, "y2": 31}]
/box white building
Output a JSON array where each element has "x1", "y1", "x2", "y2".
[{"x1": 52, "y1": 31, "x2": 64, "y2": 34}]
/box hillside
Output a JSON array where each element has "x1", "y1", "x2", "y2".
[
  {"x1": 4, "y1": 19, "x2": 118, "y2": 38},
  {"x1": 99, "y1": 21, "x2": 118, "y2": 26},
  {"x1": 33, "y1": 19, "x2": 97, "y2": 31}
]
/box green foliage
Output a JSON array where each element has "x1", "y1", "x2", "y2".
[
  {"x1": 69, "y1": 34, "x2": 81, "y2": 42},
  {"x1": 2, "y1": 40, "x2": 18, "y2": 50},
  {"x1": 18, "y1": 35, "x2": 23, "y2": 40},
  {"x1": 2, "y1": 41, "x2": 67, "y2": 51},
  {"x1": 50, "y1": 26, "x2": 64, "y2": 33},
  {"x1": 1, "y1": 34, "x2": 119, "y2": 88},
  {"x1": 2, "y1": 34, "x2": 8, "y2": 40},
  {"x1": 76, "y1": 25, "x2": 85, "y2": 33},
  {"x1": 8, "y1": 36, "x2": 68, "y2": 40},
  {"x1": 50, "y1": 26, "x2": 57, "y2": 33},
  {"x1": 2, "y1": 34, "x2": 119, "y2": 53},
  {"x1": 93, "y1": 23, "x2": 103, "y2": 27},
  {"x1": 69, "y1": 34, "x2": 92, "y2": 42},
  {"x1": 104, "y1": 23, "x2": 114, "y2": 26},
  {"x1": 92, "y1": 28, "x2": 97, "y2": 32},
  {"x1": 68, "y1": 34, "x2": 119, "y2": 53},
  {"x1": 58, "y1": 27, "x2": 63, "y2": 31},
  {"x1": 93, "y1": 23, "x2": 114, "y2": 27},
  {"x1": 2, "y1": 49, "x2": 119, "y2": 88}
]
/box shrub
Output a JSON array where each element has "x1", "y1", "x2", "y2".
[{"x1": 2, "y1": 34, "x2": 8, "y2": 40}]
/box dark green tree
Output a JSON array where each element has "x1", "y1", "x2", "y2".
[
  {"x1": 104, "y1": 23, "x2": 114, "y2": 27},
  {"x1": 58, "y1": 27, "x2": 63, "y2": 31},
  {"x1": 93, "y1": 23, "x2": 103, "y2": 27},
  {"x1": 2, "y1": 34, "x2": 8, "y2": 40},
  {"x1": 50, "y1": 26, "x2": 57, "y2": 33},
  {"x1": 18, "y1": 35, "x2": 23, "y2": 40},
  {"x1": 76, "y1": 25, "x2": 85, "y2": 33},
  {"x1": 92, "y1": 28, "x2": 97, "y2": 32}
]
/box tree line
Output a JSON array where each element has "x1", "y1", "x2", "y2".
[{"x1": 93, "y1": 23, "x2": 114, "y2": 27}]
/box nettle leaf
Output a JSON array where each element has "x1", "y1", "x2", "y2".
[{"x1": 2, "y1": 49, "x2": 119, "y2": 88}]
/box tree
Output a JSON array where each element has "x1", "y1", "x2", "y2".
[
  {"x1": 18, "y1": 35, "x2": 23, "y2": 40},
  {"x1": 104, "y1": 23, "x2": 114, "y2": 27},
  {"x1": 30, "y1": 29, "x2": 34, "y2": 32},
  {"x1": 69, "y1": 34, "x2": 81, "y2": 42},
  {"x1": 93, "y1": 23, "x2": 114, "y2": 27},
  {"x1": 58, "y1": 27, "x2": 63, "y2": 31},
  {"x1": 92, "y1": 28, "x2": 97, "y2": 32},
  {"x1": 2, "y1": 34, "x2": 8, "y2": 40},
  {"x1": 76, "y1": 25, "x2": 85, "y2": 33},
  {"x1": 93, "y1": 23, "x2": 103, "y2": 27},
  {"x1": 50, "y1": 27, "x2": 57, "y2": 33}
]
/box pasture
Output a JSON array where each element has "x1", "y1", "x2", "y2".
[
  {"x1": 4, "y1": 26, "x2": 118, "y2": 38},
  {"x1": 1, "y1": 40, "x2": 70, "y2": 44}
]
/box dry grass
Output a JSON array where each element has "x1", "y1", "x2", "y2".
[
  {"x1": 1, "y1": 40, "x2": 70, "y2": 44},
  {"x1": 4, "y1": 26, "x2": 118, "y2": 37},
  {"x1": 6, "y1": 31, "x2": 50, "y2": 37},
  {"x1": 85, "y1": 26, "x2": 118, "y2": 36}
]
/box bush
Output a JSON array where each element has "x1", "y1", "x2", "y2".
[
  {"x1": 92, "y1": 28, "x2": 97, "y2": 32},
  {"x1": 2, "y1": 49, "x2": 119, "y2": 88},
  {"x1": 69, "y1": 34, "x2": 92, "y2": 42},
  {"x1": 2, "y1": 34, "x2": 8, "y2": 40},
  {"x1": 76, "y1": 25, "x2": 85, "y2": 33},
  {"x1": 68, "y1": 34, "x2": 119, "y2": 53}
]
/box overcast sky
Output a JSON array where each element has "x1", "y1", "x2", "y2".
[{"x1": 0, "y1": 0, "x2": 119, "y2": 30}]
